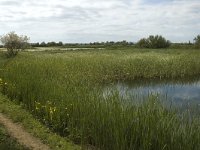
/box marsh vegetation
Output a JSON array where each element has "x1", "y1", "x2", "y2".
[{"x1": 0, "y1": 48, "x2": 200, "y2": 150}]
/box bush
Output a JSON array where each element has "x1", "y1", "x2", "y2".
[
  {"x1": 194, "y1": 35, "x2": 200, "y2": 48},
  {"x1": 0, "y1": 32, "x2": 29, "y2": 57},
  {"x1": 137, "y1": 35, "x2": 171, "y2": 48}
]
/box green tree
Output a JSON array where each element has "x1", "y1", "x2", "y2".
[
  {"x1": 137, "y1": 35, "x2": 171, "y2": 48},
  {"x1": 0, "y1": 32, "x2": 29, "y2": 57},
  {"x1": 58, "y1": 41, "x2": 63, "y2": 46},
  {"x1": 194, "y1": 35, "x2": 200, "y2": 48},
  {"x1": 137, "y1": 38, "x2": 148, "y2": 48},
  {"x1": 40, "y1": 42, "x2": 47, "y2": 47}
]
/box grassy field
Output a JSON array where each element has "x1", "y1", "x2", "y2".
[{"x1": 0, "y1": 48, "x2": 200, "y2": 150}]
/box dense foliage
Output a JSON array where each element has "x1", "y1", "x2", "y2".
[
  {"x1": 137, "y1": 35, "x2": 171, "y2": 48},
  {"x1": 194, "y1": 35, "x2": 200, "y2": 48}
]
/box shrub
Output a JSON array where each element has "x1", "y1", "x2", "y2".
[
  {"x1": 194, "y1": 35, "x2": 200, "y2": 48},
  {"x1": 0, "y1": 32, "x2": 29, "y2": 57},
  {"x1": 137, "y1": 35, "x2": 171, "y2": 48}
]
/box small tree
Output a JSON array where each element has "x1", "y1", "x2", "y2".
[
  {"x1": 40, "y1": 42, "x2": 47, "y2": 47},
  {"x1": 136, "y1": 38, "x2": 148, "y2": 48},
  {"x1": 58, "y1": 41, "x2": 63, "y2": 46},
  {"x1": 0, "y1": 32, "x2": 29, "y2": 57},
  {"x1": 137, "y1": 35, "x2": 171, "y2": 48},
  {"x1": 194, "y1": 35, "x2": 200, "y2": 48}
]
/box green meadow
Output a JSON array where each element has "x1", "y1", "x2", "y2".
[{"x1": 0, "y1": 48, "x2": 200, "y2": 150}]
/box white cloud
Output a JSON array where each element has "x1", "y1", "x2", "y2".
[{"x1": 0, "y1": 0, "x2": 199, "y2": 42}]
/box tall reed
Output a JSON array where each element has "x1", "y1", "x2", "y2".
[{"x1": 0, "y1": 49, "x2": 200, "y2": 149}]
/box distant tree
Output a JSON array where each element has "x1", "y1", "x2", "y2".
[
  {"x1": 46, "y1": 41, "x2": 55, "y2": 47},
  {"x1": 121, "y1": 40, "x2": 128, "y2": 45},
  {"x1": 136, "y1": 38, "x2": 148, "y2": 48},
  {"x1": 58, "y1": 41, "x2": 63, "y2": 46},
  {"x1": 129, "y1": 42, "x2": 134, "y2": 45},
  {"x1": 0, "y1": 31, "x2": 29, "y2": 57},
  {"x1": 137, "y1": 35, "x2": 171, "y2": 48},
  {"x1": 40, "y1": 42, "x2": 46, "y2": 47},
  {"x1": 31, "y1": 42, "x2": 40, "y2": 47},
  {"x1": 35, "y1": 42, "x2": 40, "y2": 47},
  {"x1": 194, "y1": 35, "x2": 200, "y2": 48}
]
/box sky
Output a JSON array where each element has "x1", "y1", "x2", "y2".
[{"x1": 0, "y1": 0, "x2": 200, "y2": 43}]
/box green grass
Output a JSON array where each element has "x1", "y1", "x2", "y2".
[
  {"x1": 0, "y1": 94, "x2": 79, "y2": 150},
  {"x1": 0, "y1": 48, "x2": 200, "y2": 150}
]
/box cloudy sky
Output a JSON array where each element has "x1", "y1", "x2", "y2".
[{"x1": 0, "y1": 0, "x2": 200, "y2": 43}]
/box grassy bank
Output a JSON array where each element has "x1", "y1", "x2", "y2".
[
  {"x1": 0, "y1": 48, "x2": 200, "y2": 149},
  {"x1": 0, "y1": 94, "x2": 79, "y2": 150}
]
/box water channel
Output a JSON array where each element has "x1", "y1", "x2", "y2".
[{"x1": 104, "y1": 78, "x2": 200, "y2": 112}]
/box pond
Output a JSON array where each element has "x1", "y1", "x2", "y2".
[{"x1": 103, "y1": 78, "x2": 200, "y2": 111}]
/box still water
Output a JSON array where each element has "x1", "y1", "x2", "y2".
[{"x1": 104, "y1": 78, "x2": 200, "y2": 109}]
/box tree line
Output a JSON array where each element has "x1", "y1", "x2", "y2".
[
  {"x1": 30, "y1": 36, "x2": 200, "y2": 49},
  {"x1": 0, "y1": 32, "x2": 200, "y2": 57},
  {"x1": 30, "y1": 40, "x2": 134, "y2": 47}
]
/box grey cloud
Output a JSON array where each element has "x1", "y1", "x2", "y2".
[
  {"x1": 0, "y1": 1, "x2": 21, "y2": 6},
  {"x1": 56, "y1": 6, "x2": 101, "y2": 21},
  {"x1": 0, "y1": 0, "x2": 200, "y2": 43}
]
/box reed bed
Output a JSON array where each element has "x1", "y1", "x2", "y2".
[{"x1": 0, "y1": 48, "x2": 200, "y2": 150}]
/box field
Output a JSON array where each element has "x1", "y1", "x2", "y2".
[{"x1": 0, "y1": 48, "x2": 200, "y2": 150}]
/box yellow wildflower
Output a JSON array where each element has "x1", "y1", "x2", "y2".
[{"x1": 53, "y1": 107, "x2": 56, "y2": 112}]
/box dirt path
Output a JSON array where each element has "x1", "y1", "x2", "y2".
[{"x1": 0, "y1": 113, "x2": 50, "y2": 150}]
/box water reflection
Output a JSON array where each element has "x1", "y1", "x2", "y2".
[{"x1": 104, "y1": 78, "x2": 200, "y2": 109}]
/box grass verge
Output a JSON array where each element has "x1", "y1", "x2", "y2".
[{"x1": 0, "y1": 93, "x2": 79, "y2": 150}]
